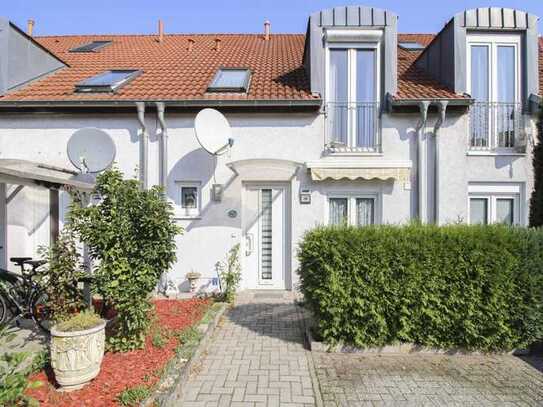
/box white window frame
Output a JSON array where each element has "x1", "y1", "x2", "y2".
[
  {"x1": 466, "y1": 33, "x2": 522, "y2": 151},
  {"x1": 325, "y1": 40, "x2": 381, "y2": 150},
  {"x1": 325, "y1": 193, "x2": 381, "y2": 226},
  {"x1": 175, "y1": 181, "x2": 201, "y2": 219},
  {"x1": 468, "y1": 183, "x2": 523, "y2": 225}
]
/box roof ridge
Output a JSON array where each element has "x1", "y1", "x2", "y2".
[{"x1": 35, "y1": 33, "x2": 305, "y2": 39}]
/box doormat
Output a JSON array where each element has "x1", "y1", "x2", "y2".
[{"x1": 253, "y1": 291, "x2": 286, "y2": 299}]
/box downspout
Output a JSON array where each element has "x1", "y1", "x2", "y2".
[
  {"x1": 416, "y1": 101, "x2": 430, "y2": 222},
  {"x1": 136, "y1": 102, "x2": 148, "y2": 189},
  {"x1": 432, "y1": 101, "x2": 448, "y2": 224},
  {"x1": 156, "y1": 102, "x2": 168, "y2": 190}
]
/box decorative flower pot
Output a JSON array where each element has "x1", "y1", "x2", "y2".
[
  {"x1": 50, "y1": 320, "x2": 106, "y2": 391},
  {"x1": 186, "y1": 272, "x2": 201, "y2": 292}
]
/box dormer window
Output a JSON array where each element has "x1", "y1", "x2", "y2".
[
  {"x1": 325, "y1": 33, "x2": 381, "y2": 153},
  {"x1": 467, "y1": 33, "x2": 523, "y2": 151}
]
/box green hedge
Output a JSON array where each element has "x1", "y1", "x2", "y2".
[{"x1": 298, "y1": 224, "x2": 543, "y2": 351}]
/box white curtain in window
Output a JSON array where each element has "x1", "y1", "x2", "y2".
[
  {"x1": 496, "y1": 198, "x2": 514, "y2": 225},
  {"x1": 329, "y1": 49, "x2": 348, "y2": 144},
  {"x1": 329, "y1": 198, "x2": 348, "y2": 225},
  {"x1": 356, "y1": 50, "x2": 376, "y2": 148},
  {"x1": 470, "y1": 45, "x2": 490, "y2": 148},
  {"x1": 470, "y1": 198, "x2": 488, "y2": 224},
  {"x1": 356, "y1": 198, "x2": 374, "y2": 226}
]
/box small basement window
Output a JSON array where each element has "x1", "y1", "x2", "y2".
[
  {"x1": 207, "y1": 68, "x2": 251, "y2": 92},
  {"x1": 69, "y1": 40, "x2": 112, "y2": 53},
  {"x1": 398, "y1": 42, "x2": 425, "y2": 51},
  {"x1": 175, "y1": 181, "x2": 201, "y2": 218},
  {"x1": 75, "y1": 70, "x2": 141, "y2": 93}
]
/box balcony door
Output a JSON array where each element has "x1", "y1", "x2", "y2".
[
  {"x1": 468, "y1": 34, "x2": 521, "y2": 149},
  {"x1": 327, "y1": 46, "x2": 379, "y2": 151}
]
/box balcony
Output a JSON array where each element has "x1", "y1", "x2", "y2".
[
  {"x1": 325, "y1": 102, "x2": 381, "y2": 153},
  {"x1": 469, "y1": 102, "x2": 527, "y2": 152}
]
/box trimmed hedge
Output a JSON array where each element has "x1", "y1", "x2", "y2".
[{"x1": 298, "y1": 224, "x2": 543, "y2": 351}]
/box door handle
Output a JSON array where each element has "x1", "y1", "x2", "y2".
[{"x1": 245, "y1": 233, "x2": 254, "y2": 256}]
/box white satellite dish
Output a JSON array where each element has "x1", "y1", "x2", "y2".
[
  {"x1": 67, "y1": 128, "x2": 116, "y2": 173},
  {"x1": 194, "y1": 108, "x2": 234, "y2": 155}
]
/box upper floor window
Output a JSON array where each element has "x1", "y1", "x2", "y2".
[
  {"x1": 467, "y1": 34, "x2": 524, "y2": 152},
  {"x1": 207, "y1": 68, "x2": 251, "y2": 93},
  {"x1": 69, "y1": 40, "x2": 112, "y2": 53},
  {"x1": 75, "y1": 70, "x2": 141, "y2": 93},
  {"x1": 326, "y1": 43, "x2": 380, "y2": 153}
]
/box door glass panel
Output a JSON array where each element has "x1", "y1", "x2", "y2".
[
  {"x1": 356, "y1": 198, "x2": 375, "y2": 226},
  {"x1": 356, "y1": 49, "x2": 376, "y2": 149},
  {"x1": 470, "y1": 198, "x2": 488, "y2": 224},
  {"x1": 329, "y1": 49, "x2": 348, "y2": 144},
  {"x1": 496, "y1": 198, "x2": 514, "y2": 225},
  {"x1": 260, "y1": 189, "x2": 273, "y2": 280},
  {"x1": 497, "y1": 46, "x2": 516, "y2": 147},
  {"x1": 329, "y1": 198, "x2": 348, "y2": 225},
  {"x1": 470, "y1": 45, "x2": 490, "y2": 148}
]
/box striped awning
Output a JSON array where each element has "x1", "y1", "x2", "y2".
[{"x1": 307, "y1": 160, "x2": 412, "y2": 182}]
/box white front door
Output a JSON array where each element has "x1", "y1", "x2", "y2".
[{"x1": 243, "y1": 185, "x2": 286, "y2": 289}]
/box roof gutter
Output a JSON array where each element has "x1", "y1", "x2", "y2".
[
  {"x1": 389, "y1": 95, "x2": 472, "y2": 108},
  {"x1": 0, "y1": 99, "x2": 322, "y2": 109}
]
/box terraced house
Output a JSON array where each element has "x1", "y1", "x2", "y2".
[{"x1": 0, "y1": 6, "x2": 541, "y2": 292}]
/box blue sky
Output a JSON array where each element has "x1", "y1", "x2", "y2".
[{"x1": 5, "y1": 0, "x2": 543, "y2": 36}]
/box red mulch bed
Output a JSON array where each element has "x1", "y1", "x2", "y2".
[{"x1": 27, "y1": 298, "x2": 210, "y2": 407}]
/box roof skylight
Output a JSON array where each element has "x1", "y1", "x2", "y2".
[
  {"x1": 75, "y1": 70, "x2": 141, "y2": 93},
  {"x1": 69, "y1": 40, "x2": 112, "y2": 53},
  {"x1": 399, "y1": 42, "x2": 426, "y2": 51},
  {"x1": 208, "y1": 68, "x2": 251, "y2": 92}
]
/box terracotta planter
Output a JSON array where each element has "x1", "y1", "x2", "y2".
[{"x1": 50, "y1": 320, "x2": 106, "y2": 391}]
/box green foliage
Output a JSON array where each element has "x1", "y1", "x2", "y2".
[
  {"x1": 217, "y1": 244, "x2": 241, "y2": 303},
  {"x1": 54, "y1": 310, "x2": 103, "y2": 332},
  {"x1": 0, "y1": 326, "x2": 42, "y2": 407},
  {"x1": 298, "y1": 224, "x2": 543, "y2": 352},
  {"x1": 530, "y1": 107, "x2": 543, "y2": 227},
  {"x1": 69, "y1": 168, "x2": 182, "y2": 352},
  {"x1": 37, "y1": 227, "x2": 87, "y2": 323},
  {"x1": 117, "y1": 384, "x2": 151, "y2": 406}
]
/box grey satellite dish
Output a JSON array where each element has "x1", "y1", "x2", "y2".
[
  {"x1": 194, "y1": 108, "x2": 234, "y2": 155},
  {"x1": 67, "y1": 128, "x2": 116, "y2": 173}
]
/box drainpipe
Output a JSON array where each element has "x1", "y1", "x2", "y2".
[
  {"x1": 432, "y1": 101, "x2": 448, "y2": 224},
  {"x1": 136, "y1": 102, "x2": 148, "y2": 189},
  {"x1": 416, "y1": 101, "x2": 430, "y2": 222},
  {"x1": 156, "y1": 102, "x2": 168, "y2": 190}
]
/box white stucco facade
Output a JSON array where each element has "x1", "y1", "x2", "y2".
[{"x1": 0, "y1": 108, "x2": 537, "y2": 292}]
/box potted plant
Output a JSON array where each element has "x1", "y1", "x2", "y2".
[
  {"x1": 186, "y1": 271, "x2": 201, "y2": 292},
  {"x1": 50, "y1": 310, "x2": 106, "y2": 391}
]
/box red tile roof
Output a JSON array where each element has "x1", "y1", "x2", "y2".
[{"x1": 0, "y1": 33, "x2": 540, "y2": 103}]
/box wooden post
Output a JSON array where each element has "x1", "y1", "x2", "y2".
[{"x1": 49, "y1": 189, "x2": 59, "y2": 244}]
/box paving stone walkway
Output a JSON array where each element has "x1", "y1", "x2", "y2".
[
  {"x1": 181, "y1": 291, "x2": 320, "y2": 407},
  {"x1": 313, "y1": 352, "x2": 543, "y2": 406}
]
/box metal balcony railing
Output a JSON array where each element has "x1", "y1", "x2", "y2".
[
  {"x1": 325, "y1": 102, "x2": 381, "y2": 153},
  {"x1": 469, "y1": 102, "x2": 526, "y2": 151}
]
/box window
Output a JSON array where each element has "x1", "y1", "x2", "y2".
[
  {"x1": 468, "y1": 184, "x2": 522, "y2": 225},
  {"x1": 328, "y1": 195, "x2": 377, "y2": 226},
  {"x1": 398, "y1": 42, "x2": 425, "y2": 51},
  {"x1": 207, "y1": 68, "x2": 251, "y2": 92},
  {"x1": 69, "y1": 40, "x2": 112, "y2": 53},
  {"x1": 75, "y1": 70, "x2": 141, "y2": 93},
  {"x1": 176, "y1": 182, "x2": 201, "y2": 218},
  {"x1": 467, "y1": 34, "x2": 522, "y2": 150},
  {"x1": 326, "y1": 44, "x2": 380, "y2": 152}
]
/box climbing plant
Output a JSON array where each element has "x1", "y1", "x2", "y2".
[{"x1": 530, "y1": 107, "x2": 543, "y2": 227}]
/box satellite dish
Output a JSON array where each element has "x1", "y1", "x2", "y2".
[
  {"x1": 194, "y1": 108, "x2": 234, "y2": 155},
  {"x1": 67, "y1": 128, "x2": 116, "y2": 173}
]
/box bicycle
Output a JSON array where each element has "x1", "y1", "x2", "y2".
[{"x1": 0, "y1": 257, "x2": 51, "y2": 332}]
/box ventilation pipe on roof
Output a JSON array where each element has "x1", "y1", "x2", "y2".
[
  {"x1": 187, "y1": 38, "x2": 195, "y2": 51},
  {"x1": 264, "y1": 20, "x2": 271, "y2": 41},
  {"x1": 156, "y1": 102, "x2": 168, "y2": 189},
  {"x1": 136, "y1": 102, "x2": 148, "y2": 189},
  {"x1": 158, "y1": 19, "x2": 164, "y2": 43},
  {"x1": 432, "y1": 101, "x2": 448, "y2": 224},
  {"x1": 415, "y1": 101, "x2": 430, "y2": 222},
  {"x1": 27, "y1": 19, "x2": 35, "y2": 36},
  {"x1": 214, "y1": 38, "x2": 221, "y2": 51}
]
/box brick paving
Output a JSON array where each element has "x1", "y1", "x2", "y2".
[
  {"x1": 313, "y1": 352, "x2": 543, "y2": 406},
  {"x1": 181, "y1": 291, "x2": 320, "y2": 407}
]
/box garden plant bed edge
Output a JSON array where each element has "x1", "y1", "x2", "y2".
[
  {"x1": 305, "y1": 327, "x2": 531, "y2": 356},
  {"x1": 141, "y1": 301, "x2": 227, "y2": 406}
]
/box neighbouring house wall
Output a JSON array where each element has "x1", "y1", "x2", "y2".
[{"x1": 0, "y1": 109, "x2": 536, "y2": 290}]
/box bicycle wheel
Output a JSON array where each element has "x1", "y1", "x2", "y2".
[
  {"x1": 31, "y1": 291, "x2": 52, "y2": 333},
  {"x1": 0, "y1": 293, "x2": 9, "y2": 325}
]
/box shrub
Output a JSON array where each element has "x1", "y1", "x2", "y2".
[
  {"x1": 530, "y1": 107, "x2": 543, "y2": 227},
  {"x1": 217, "y1": 244, "x2": 241, "y2": 303},
  {"x1": 117, "y1": 385, "x2": 150, "y2": 406},
  {"x1": 37, "y1": 227, "x2": 86, "y2": 323},
  {"x1": 70, "y1": 168, "x2": 181, "y2": 351},
  {"x1": 298, "y1": 224, "x2": 543, "y2": 352},
  {"x1": 54, "y1": 310, "x2": 103, "y2": 332}
]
